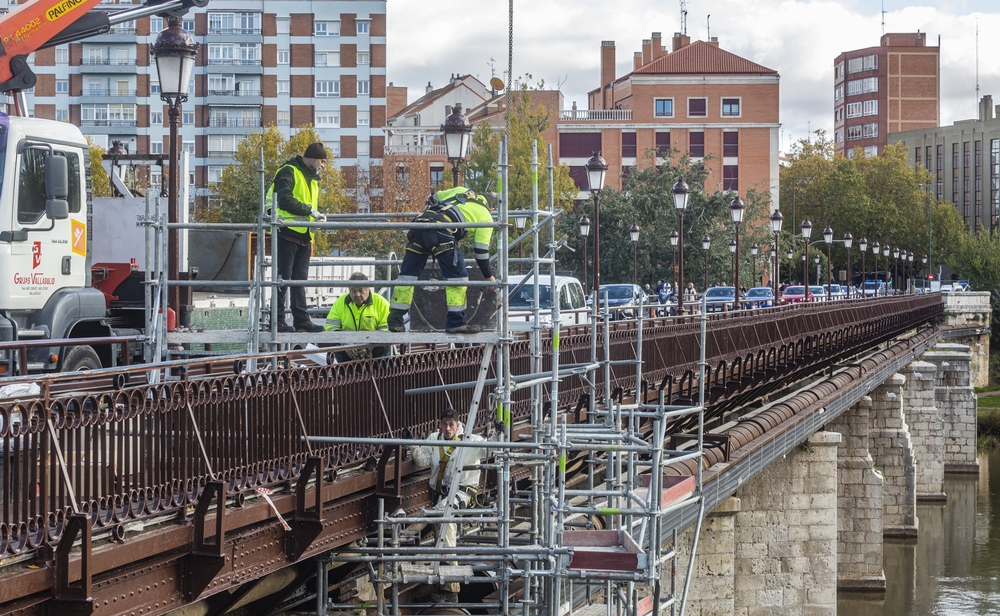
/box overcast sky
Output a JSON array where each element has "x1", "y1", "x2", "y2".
[{"x1": 387, "y1": 0, "x2": 1000, "y2": 153}]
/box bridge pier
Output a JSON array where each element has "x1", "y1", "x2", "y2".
[
  {"x1": 731, "y1": 431, "x2": 840, "y2": 615},
  {"x1": 923, "y1": 343, "x2": 979, "y2": 475},
  {"x1": 826, "y1": 395, "x2": 886, "y2": 591},
  {"x1": 673, "y1": 497, "x2": 740, "y2": 615},
  {"x1": 941, "y1": 292, "x2": 990, "y2": 388},
  {"x1": 901, "y1": 360, "x2": 946, "y2": 502},
  {"x1": 869, "y1": 373, "x2": 918, "y2": 538}
]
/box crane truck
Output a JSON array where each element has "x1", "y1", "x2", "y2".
[{"x1": 0, "y1": 0, "x2": 207, "y2": 375}]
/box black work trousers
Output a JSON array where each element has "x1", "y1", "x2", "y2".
[{"x1": 276, "y1": 235, "x2": 312, "y2": 326}]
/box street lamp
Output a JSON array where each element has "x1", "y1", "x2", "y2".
[
  {"x1": 786, "y1": 248, "x2": 794, "y2": 286},
  {"x1": 907, "y1": 251, "x2": 914, "y2": 293},
  {"x1": 770, "y1": 210, "x2": 784, "y2": 296},
  {"x1": 801, "y1": 220, "x2": 813, "y2": 300},
  {"x1": 882, "y1": 244, "x2": 891, "y2": 295},
  {"x1": 630, "y1": 224, "x2": 640, "y2": 286},
  {"x1": 823, "y1": 226, "x2": 833, "y2": 301},
  {"x1": 871, "y1": 241, "x2": 880, "y2": 297},
  {"x1": 441, "y1": 103, "x2": 472, "y2": 186},
  {"x1": 586, "y1": 152, "x2": 608, "y2": 299},
  {"x1": 151, "y1": 16, "x2": 198, "y2": 314},
  {"x1": 750, "y1": 243, "x2": 759, "y2": 287},
  {"x1": 701, "y1": 234, "x2": 711, "y2": 294},
  {"x1": 729, "y1": 239, "x2": 737, "y2": 290},
  {"x1": 892, "y1": 247, "x2": 900, "y2": 295},
  {"x1": 814, "y1": 253, "x2": 821, "y2": 297},
  {"x1": 514, "y1": 207, "x2": 526, "y2": 274},
  {"x1": 843, "y1": 232, "x2": 853, "y2": 298},
  {"x1": 578, "y1": 216, "x2": 590, "y2": 293},
  {"x1": 730, "y1": 196, "x2": 745, "y2": 292},
  {"x1": 859, "y1": 237, "x2": 868, "y2": 296},
  {"x1": 669, "y1": 230, "x2": 680, "y2": 292},
  {"x1": 672, "y1": 178, "x2": 690, "y2": 314},
  {"x1": 922, "y1": 253, "x2": 928, "y2": 290}
]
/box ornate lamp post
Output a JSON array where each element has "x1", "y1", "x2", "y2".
[
  {"x1": 514, "y1": 207, "x2": 526, "y2": 274},
  {"x1": 586, "y1": 152, "x2": 608, "y2": 299},
  {"x1": 922, "y1": 254, "x2": 928, "y2": 290},
  {"x1": 728, "y1": 239, "x2": 737, "y2": 288},
  {"x1": 770, "y1": 210, "x2": 783, "y2": 296},
  {"x1": 730, "y1": 196, "x2": 745, "y2": 291},
  {"x1": 843, "y1": 233, "x2": 853, "y2": 297},
  {"x1": 669, "y1": 230, "x2": 680, "y2": 291},
  {"x1": 801, "y1": 220, "x2": 813, "y2": 300},
  {"x1": 882, "y1": 244, "x2": 890, "y2": 295},
  {"x1": 859, "y1": 237, "x2": 868, "y2": 296},
  {"x1": 750, "y1": 243, "x2": 759, "y2": 287},
  {"x1": 814, "y1": 253, "x2": 821, "y2": 298},
  {"x1": 672, "y1": 179, "x2": 690, "y2": 314},
  {"x1": 871, "y1": 241, "x2": 880, "y2": 297},
  {"x1": 823, "y1": 226, "x2": 833, "y2": 301},
  {"x1": 907, "y1": 251, "x2": 914, "y2": 293},
  {"x1": 441, "y1": 103, "x2": 472, "y2": 186},
  {"x1": 892, "y1": 247, "x2": 900, "y2": 295},
  {"x1": 151, "y1": 16, "x2": 198, "y2": 313},
  {"x1": 630, "y1": 224, "x2": 640, "y2": 286},
  {"x1": 786, "y1": 248, "x2": 794, "y2": 286},
  {"x1": 578, "y1": 216, "x2": 591, "y2": 293},
  {"x1": 702, "y1": 234, "x2": 711, "y2": 294}
]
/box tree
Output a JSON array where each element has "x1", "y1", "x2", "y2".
[{"x1": 87, "y1": 139, "x2": 113, "y2": 198}]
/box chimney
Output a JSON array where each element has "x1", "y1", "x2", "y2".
[
  {"x1": 672, "y1": 32, "x2": 690, "y2": 51},
  {"x1": 651, "y1": 32, "x2": 666, "y2": 59},
  {"x1": 600, "y1": 41, "x2": 615, "y2": 110},
  {"x1": 979, "y1": 95, "x2": 994, "y2": 121},
  {"x1": 444, "y1": 105, "x2": 452, "y2": 117},
  {"x1": 572, "y1": 100, "x2": 578, "y2": 119},
  {"x1": 707, "y1": 37, "x2": 719, "y2": 47},
  {"x1": 634, "y1": 51, "x2": 643, "y2": 71},
  {"x1": 426, "y1": 81, "x2": 433, "y2": 94},
  {"x1": 642, "y1": 39, "x2": 652, "y2": 65}
]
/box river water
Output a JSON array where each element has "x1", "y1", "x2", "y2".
[{"x1": 839, "y1": 451, "x2": 1000, "y2": 616}]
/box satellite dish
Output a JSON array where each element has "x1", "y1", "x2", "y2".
[{"x1": 490, "y1": 77, "x2": 505, "y2": 91}]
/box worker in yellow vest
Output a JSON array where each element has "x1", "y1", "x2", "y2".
[{"x1": 266, "y1": 143, "x2": 327, "y2": 333}]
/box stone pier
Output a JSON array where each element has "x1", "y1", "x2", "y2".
[
  {"x1": 673, "y1": 497, "x2": 740, "y2": 616},
  {"x1": 869, "y1": 373, "x2": 918, "y2": 538},
  {"x1": 826, "y1": 395, "x2": 885, "y2": 591},
  {"x1": 900, "y1": 360, "x2": 946, "y2": 501},
  {"x1": 732, "y1": 432, "x2": 840, "y2": 615},
  {"x1": 923, "y1": 343, "x2": 979, "y2": 474}
]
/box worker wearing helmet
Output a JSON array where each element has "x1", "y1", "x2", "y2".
[
  {"x1": 266, "y1": 142, "x2": 328, "y2": 333},
  {"x1": 388, "y1": 187, "x2": 495, "y2": 334}
]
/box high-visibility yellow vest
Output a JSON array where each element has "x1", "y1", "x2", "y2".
[{"x1": 266, "y1": 163, "x2": 318, "y2": 240}]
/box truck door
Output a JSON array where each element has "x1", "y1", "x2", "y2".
[{"x1": 9, "y1": 143, "x2": 86, "y2": 311}]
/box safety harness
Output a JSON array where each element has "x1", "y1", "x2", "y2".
[
  {"x1": 406, "y1": 190, "x2": 478, "y2": 259},
  {"x1": 434, "y1": 433, "x2": 478, "y2": 503}
]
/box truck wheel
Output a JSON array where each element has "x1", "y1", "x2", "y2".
[{"x1": 62, "y1": 346, "x2": 102, "y2": 373}]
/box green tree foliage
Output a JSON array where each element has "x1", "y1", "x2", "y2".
[
  {"x1": 87, "y1": 139, "x2": 113, "y2": 198},
  {"x1": 780, "y1": 134, "x2": 965, "y2": 281},
  {"x1": 955, "y1": 230, "x2": 1000, "y2": 382},
  {"x1": 556, "y1": 150, "x2": 771, "y2": 291}
]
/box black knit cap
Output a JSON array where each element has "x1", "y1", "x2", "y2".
[{"x1": 304, "y1": 142, "x2": 327, "y2": 160}]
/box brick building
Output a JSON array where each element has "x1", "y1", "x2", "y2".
[
  {"x1": 833, "y1": 32, "x2": 939, "y2": 158},
  {"x1": 890, "y1": 95, "x2": 1000, "y2": 234},
  {"x1": 17, "y1": 0, "x2": 387, "y2": 211}
]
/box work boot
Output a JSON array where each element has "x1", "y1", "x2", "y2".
[
  {"x1": 294, "y1": 321, "x2": 324, "y2": 333},
  {"x1": 445, "y1": 323, "x2": 481, "y2": 334},
  {"x1": 276, "y1": 321, "x2": 294, "y2": 333},
  {"x1": 387, "y1": 308, "x2": 408, "y2": 332}
]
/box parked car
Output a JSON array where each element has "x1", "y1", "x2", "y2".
[
  {"x1": 821, "y1": 284, "x2": 847, "y2": 300},
  {"x1": 704, "y1": 286, "x2": 739, "y2": 312},
  {"x1": 597, "y1": 284, "x2": 647, "y2": 319},
  {"x1": 780, "y1": 286, "x2": 808, "y2": 304},
  {"x1": 861, "y1": 280, "x2": 888, "y2": 296},
  {"x1": 508, "y1": 274, "x2": 589, "y2": 330},
  {"x1": 940, "y1": 284, "x2": 954, "y2": 293},
  {"x1": 745, "y1": 287, "x2": 775, "y2": 308}
]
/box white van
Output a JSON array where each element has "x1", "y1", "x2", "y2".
[{"x1": 507, "y1": 274, "x2": 589, "y2": 330}]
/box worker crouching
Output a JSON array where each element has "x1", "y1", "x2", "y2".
[{"x1": 324, "y1": 271, "x2": 390, "y2": 362}]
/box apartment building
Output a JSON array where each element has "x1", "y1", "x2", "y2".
[
  {"x1": 833, "y1": 32, "x2": 939, "y2": 157},
  {"x1": 890, "y1": 95, "x2": 1000, "y2": 234},
  {"x1": 18, "y1": 0, "x2": 386, "y2": 210}
]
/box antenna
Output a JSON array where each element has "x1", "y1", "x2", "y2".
[
  {"x1": 707, "y1": 14, "x2": 710, "y2": 40},
  {"x1": 680, "y1": 0, "x2": 688, "y2": 36},
  {"x1": 881, "y1": 0, "x2": 885, "y2": 35}
]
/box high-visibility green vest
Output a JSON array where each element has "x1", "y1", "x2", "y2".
[{"x1": 266, "y1": 164, "x2": 318, "y2": 241}]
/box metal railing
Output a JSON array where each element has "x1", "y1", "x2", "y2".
[
  {"x1": 207, "y1": 89, "x2": 261, "y2": 97},
  {"x1": 384, "y1": 144, "x2": 446, "y2": 156},
  {"x1": 208, "y1": 28, "x2": 262, "y2": 35},
  {"x1": 80, "y1": 58, "x2": 137, "y2": 65},
  {"x1": 83, "y1": 89, "x2": 137, "y2": 97},
  {"x1": 209, "y1": 118, "x2": 261, "y2": 127},
  {"x1": 81, "y1": 119, "x2": 137, "y2": 126},
  {"x1": 559, "y1": 108, "x2": 633, "y2": 121},
  {"x1": 207, "y1": 58, "x2": 262, "y2": 66}
]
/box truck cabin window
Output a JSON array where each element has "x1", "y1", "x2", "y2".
[{"x1": 17, "y1": 148, "x2": 80, "y2": 224}]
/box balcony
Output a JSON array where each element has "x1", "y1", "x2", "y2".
[
  {"x1": 207, "y1": 150, "x2": 238, "y2": 158},
  {"x1": 81, "y1": 58, "x2": 137, "y2": 65},
  {"x1": 207, "y1": 59, "x2": 261, "y2": 66},
  {"x1": 559, "y1": 109, "x2": 632, "y2": 121},
  {"x1": 209, "y1": 118, "x2": 260, "y2": 128},
  {"x1": 208, "y1": 89, "x2": 261, "y2": 97},
  {"x1": 82, "y1": 89, "x2": 137, "y2": 97},
  {"x1": 81, "y1": 120, "x2": 137, "y2": 126},
  {"x1": 208, "y1": 28, "x2": 261, "y2": 35},
  {"x1": 384, "y1": 144, "x2": 446, "y2": 157}
]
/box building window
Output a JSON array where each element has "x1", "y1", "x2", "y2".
[
  {"x1": 846, "y1": 77, "x2": 878, "y2": 95},
  {"x1": 277, "y1": 80, "x2": 289, "y2": 94},
  {"x1": 847, "y1": 125, "x2": 862, "y2": 141},
  {"x1": 723, "y1": 131, "x2": 738, "y2": 158},
  {"x1": 357, "y1": 51, "x2": 369, "y2": 65},
  {"x1": 689, "y1": 131, "x2": 704, "y2": 158},
  {"x1": 721, "y1": 98, "x2": 740, "y2": 117},
  {"x1": 316, "y1": 80, "x2": 339, "y2": 97},
  {"x1": 182, "y1": 110, "x2": 194, "y2": 125},
  {"x1": 655, "y1": 131, "x2": 670, "y2": 157},
  {"x1": 357, "y1": 140, "x2": 370, "y2": 157},
  {"x1": 151, "y1": 142, "x2": 163, "y2": 154},
  {"x1": 863, "y1": 145, "x2": 878, "y2": 157},
  {"x1": 992, "y1": 139, "x2": 1000, "y2": 228},
  {"x1": 151, "y1": 81, "x2": 160, "y2": 95},
  {"x1": 315, "y1": 111, "x2": 339, "y2": 127},
  {"x1": 621, "y1": 132, "x2": 636, "y2": 158},
  {"x1": 863, "y1": 100, "x2": 878, "y2": 115},
  {"x1": 430, "y1": 166, "x2": 444, "y2": 187},
  {"x1": 151, "y1": 111, "x2": 162, "y2": 124},
  {"x1": 208, "y1": 166, "x2": 225, "y2": 184},
  {"x1": 277, "y1": 110, "x2": 290, "y2": 125},
  {"x1": 862, "y1": 123, "x2": 877, "y2": 138},
  {"x1": 953, "y1": 142, "x2": 960, "y2": 205},
  {"x1": 82, "y1": 104, "x2": 136, "y2": 126},
  {"x1": 687, "y1": 98, "x2": 707, "y2": 118},
  {"x1": 357, "y1": 20, "x2": 369, "y2": 34},
  {"x1": 209, "y1": 12, "x2": 260, "y2": 35},
  {"x1": 358, "y1": 80, "x2": 370, "y2": 95},
  {"x1": 277, "y1": 17, "x2": 289, "y2": 34},
  {"x1": 150, "y1": 17, "x2": 162, "y2": 31},
  {"x1": 835, "y1": 130, "x2": 843, "y2": 145},
  {"x1": 315, "y1": 51, "x2": 339, "y2": 67},
  {"x1": 835, "y1": 62, "x2": 844, "y2": 79},
  {"x1": 357, "y1": 111, "x2": 369, "y2": 126},
  {"x1": 976, "y1": 139, "x2": 983, "y2": 230},
  {"x1": 653, "y1": 98, "x2": 673, "y2": 117},
  {"x1": 56, "y1": 80, "x2": 68, "y2": 93},
  {"x1": 315, "y1": 21, "x2": 340, "y2": 36},
  {"x1": 937, "y1": 144, "x2": 944, "y2": 200},
  {"x1": 846, "y1": 102, "x2": 862, "y2": 118},
  {"x1": 209, "y1": 135, "x2": 239, "y2": 156},
  {"x1": 56, "y1": 109, "x2": 68, "y2": 122},
  {"x1": 864, "y1": 54, "x2": 878, "y2": 71},
  {"x1": 182, "y1": 141, "x2": 194, "y2": 155},
  {"x1": 327, "y1": 141, "x2": 340, "y2": 157},
  {"x1": 723, "y1": 165, "x2": 738, "y2": 191},
  {"x1": 182, "y1": 19, "x2": 194, "y2": 32},
  {"x1": 277, "y1": 50, "x2": 289, "y2": 64},
  {"x1": 55, "y1": 47, "x2": 68, "y2": 64}
]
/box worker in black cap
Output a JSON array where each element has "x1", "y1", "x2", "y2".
[{"x1": 266, "y1": 142, "x2": 328, "y2": 332}]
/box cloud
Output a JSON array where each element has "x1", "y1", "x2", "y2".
[{"x1": 387, "y1": 1, "x2": 1000, "y2": 150}]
